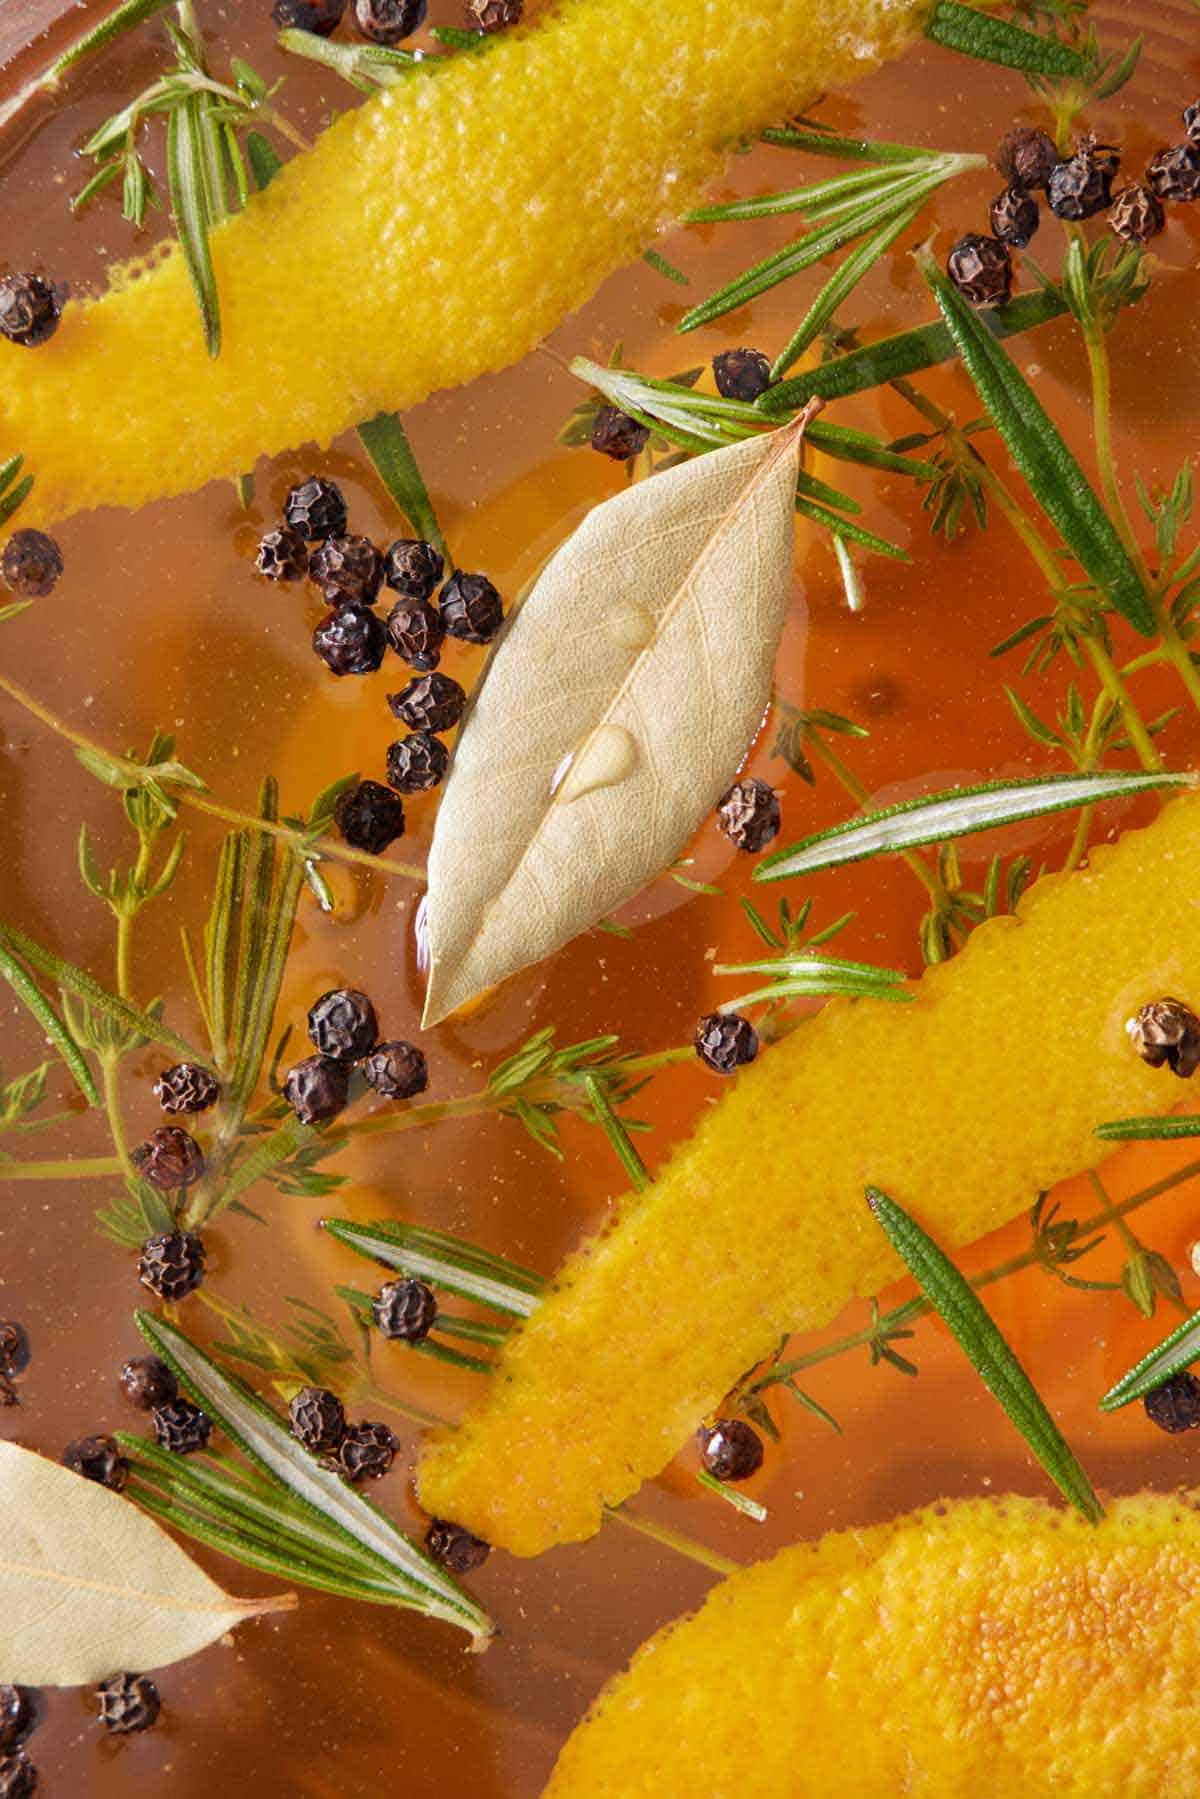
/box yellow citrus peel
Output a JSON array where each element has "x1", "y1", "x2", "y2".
[
  {"x1": 418, "y1": 792, "x2": 1200, "y2": 1555},
  {"x1": 1, "y1": 0, "x2": 932, "y2": 526},
  {"x1": 545, "y1": 1488, "x2": 1200, "y2": 1797}
]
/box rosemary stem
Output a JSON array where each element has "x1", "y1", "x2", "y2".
[
  {"x1": 608, "y1": 1505, "x2": 739, "y2": 1577},
  {"x1": 0, "y1": 1154, "x2": 124, "y2": 1181}
]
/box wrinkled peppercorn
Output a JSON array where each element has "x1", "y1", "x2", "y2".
[
  {"x1": 694, "y1": 1011, "x2": 759, "y2": 1076},
  {"x1": 590, "y1": 404, "x2": 648, "y2": 462},
  {"x1": 62, "y1": 1435, "x2": 127, "y2": 1492},
  {"x1": 373, "y1": 1277, "x2": 438, "y2": 1341},
  {"x1": 386, "y1": 731, "x2": 448, "y2": 794},
  {"x1": 283, "y1": 477, "x2": 347, "y2": 542},
  {"x1": 0, "y1": 1694, "x2": 32, "y2": 1759},
  {"x1": 439, "y1": 570, "x2": 504, "y2": 644},
  {"x1": 1, "y1": 530, "x2": 62, "y2": 598},
  {"x1": 308, "y1": 988, "x2": 379, "y2": 1062},
  {"x1": 712, "y1": 347, "x2": 772, "y2": 402},
  {"x1": 0, "y1": 274, "x2": 60, "y2": 348},
  {"x1": 1146, "y1": 143, "x2": 1200, "y2": 204},
  {"x1": 384, "y1": 539, "x2": 444, "y2": 600},
  {"x1": 312, "y1": 604, "x2": 387, "y2": 676},
  {"x1": 385, "y1": 598, "x2": 445, "y2": 671},
  {"x1": 467, "y1": 0, "x2": 522, "y2": 30},
  {"x1": 946, "y1": 233, "x2": 1013, "y2": 305},
  {"x1": 283, "y1": 1054, "x2": 351, "y2": 1126},
  {"x1": 333, "y1": 779, "x2": 406, "y2": 854},
  {"x1": 353, "y1": 0, "x2": 426, "y2": 41},
  {"x1": 425, "y1": 1518, "x2": 490, "y2": 1574},
  {"x1": 698, "y1": 1418, "x2": 763, "y2": 1481},
  {"x1": 1143, "y1": 1371, "x2": 1200, "y2": 1434},
  {"x1": 1108, "y1": 183, "x2": 1165, "y2": 243},
  {"x1": 996, "y1": 124, "x2": 1059, "y2": 192},
  {"x1": 988, "y1": 185, "x2": 1039, "y2": 248},
  {"x1": 152, "y1": 1398, "x2": 212, "y2": 1456},
  {"x1": 289, "y1": 1385, "x2": 347, "y2": 1454},
  {"x1": 96, "y1": 1673, "x2": 160, "y2": 1735},
  {"x1": 1185, "y1": 102, "x2": 1200, "y2": 149},
  {"x1": 361, "y1": 1039, "x2": 429, "y2": 1100},
  {"x1": 388, "y1": 672, "x2": 466, "y2": 734},
  {"x1": 1048, "y1": 146, "x2": 1114, "y2": 220},
  {"x1": 271, "y1": 0, "x2": 345, "y2": 31},
  {"x1": 119, "y1": 1355, "x2": 177, "y2": 1412},
  {"x1": 153, "y1": 1062, "x2": 220, "y2": 1115},
  {"x1": 717, "y1": 777, "x2": 780, "y2": 853},
  {"x1": 254, "y1": 525, "x2": 308, "y2": 583},
  {"x1": 0, "y1": 1323, "x2": 29, "y2": 1378},
  {"x1": 0, "y1": 1755, "x2": 36, "y2": 1799},
  {"x1": 137, "y1": 1231, "x2": 207, "y2": 1302},
  {"x1": 336, "y1": 1420, "x2": 397, "y2": 1481},
  {"x1": 309, "y1": 534, "x2": 384, "y2": 606},
  {"x1": 131, "y1": 1125, "x2": 205, "y2": 1190},
  {"x1": 1127, "y1": 998, "x2": 1200, "y2": 1078}
]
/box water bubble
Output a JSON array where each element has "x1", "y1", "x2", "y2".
[{"x1": 552, "y1": 724, "x2": 638, "y2": 805}]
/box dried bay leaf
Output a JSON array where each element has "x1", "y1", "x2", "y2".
[
  {"x1": 0, "y1": 1440, "x2": 294, "y2": 1684},
  {"x1": 422, "y1": 414, "x2": 812, "y2": 1024}
]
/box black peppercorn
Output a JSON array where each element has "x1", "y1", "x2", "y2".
[
  {"x1": 96, "y1": 1673, "x2": 160, "y2": 1735},
  {"x1": 1048, "y1": 147, "x2": 1115, "y2": 221},
  {"x1": 309, "y1": 534, "x2": 384, "y2": 606},
  {"x1": 283, "y1": 476, "x2": 348, "y2": 542},
  {"x1": 385, "y1": 598, "x2": 444, "y2": 671},
  {"x1": 335, "y1": 1420, "x2": 397, "y2": 1481},
  {"x1": 995, "y1": 125, "x2": 1059, "y2": 192},
  {"x1": 439, "y1": 570, "x2": 504, "y2": 645},
  {"x1": 308, "y1": 987, "x2": 379, "y2": 1062},
  {"x1": 1146, "y1": 143, "x2": 1200, "y2": 204},
  {"x1": 62, "y1": 1435, "x2": 128, "y2": 1492},
  {"x1": 1108, "y1": 183, "x2": 1165, "y2": 244},
  {"x1": 590, "y1": 404, "x2": 648, "y2": 462},
  {"x1": 946, "y1": 233, "x2": 1013, "y2": 306},
  {"x1": 694, "y1": 1011, "x2": 759, "y2": 1076},
  {"x1": 467, "y1": 0, "x2": 522, "y2": 30},
  {"x1": 0, "y1": 1755, "x2": 36, "y2": 1799},
  {"x1": 333, "y1": 779, "x2": 406, "y2": 854},
  {"x1": 988, "y1": 185, "x2": 1039, "y2": 249},
  {"x1": 698, "y1": 1418, "x2": 763, "y2": 1481},
  {"x1": 312, "y1": 603, "x2": 387, "y2": 676},
  {"x1": 1185, "y1": 102, "x2": 1200, "y2": 149},
  {"x1": 152, "y1": 1397, "x2": 212, "y2": 1456},
  {"x1": 271, "y1": 0, "x2": 345, "y2": 31},
  {"x1": 712, "y1": 347, "x2": 772, "y2": 402},
  {"x1": 361, "y1": 1039, "x2": 429, "y2": 1099},
  {"x1": 131, "y1": 1125, "x2": 206, "y2": 1190},
  {"x1": 138, "y1": 1231, "x2": 207, "y2": 1302},
  {"x1": 353, "y1": 0, "x2": 426, "y2": 41},
  {"x1": 716, "y1": 777, "x2": 780, "y2": 853},
  {"x1": 1143, "y1": 1371, "x2": 1200, "y2": 1434},
  {"x1": 373, "y1": 1276, "x2": 438, "y2": 1341},
  {"x1": 0, "y1": 274, "x2": 60, "y2": 349},
  {"x1": 119, "y1": 1354, "x2": 177, "y2": 1412},
  {"x1": 384, "y1": 538, "x2": 444, "y2": 600},
  {"x1": 0, "y1": 1322, "x2": 29, "y2": 1378},
  {"x1": 254, "y1": 525, "x2": 308, "y2": 583},
  {"x1": 1127, "y1": 998, "x2": 1200, "y2": 1078},
  {"x1": 289, "y1": 1385, "x2": 347, "y2": 1454},
  {"x1": 388, "y1": 672, "x2": 466, "y2": 734},
  {"x1": 283, "y1": 1054, "x2": 351, "y2": 1125},
  {"x1": 386, "y1": 731, "x2": 448, "y2": 794},
  {"x1": 425, "y1": 1518, "x2": 490, "y2": 1574},
  {"x1": 0, "y1": 1691, "x2": 34, "y2": 1756},
  {"x1": 1, "y1": 530, "x2": 62, "y2": 598},
  {"x1": 153, "y1": 1062, "x2": 220, "y2": 1115}
]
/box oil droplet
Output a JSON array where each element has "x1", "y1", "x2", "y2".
[
  {"x1": 607, "y1": 599, "x2": 655, "y2": 650},
  {"x1": 552, "y1": 724, "x2": 638, "y2": 805}
]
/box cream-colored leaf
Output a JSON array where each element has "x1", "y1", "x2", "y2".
[
  {"x1": 422, "y1": 416, "x2": 810, "y2": 1024},
  {"x1": 0, "y1": 1440, "x2": 294, "y2": 1684}
]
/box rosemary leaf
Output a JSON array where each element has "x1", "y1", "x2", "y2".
[
  {"x1": 0, "y1": 923, "x2": 199, "y2": 1061},
  {"x1": 924, "y1": 0, "x2": 1086, "y2": 76},
  {"x1": 772, "y1": 198, "x2": 924, "y2": 379},
  {"x1": 0, "y1": 475, "x2": 34, "y2": 532},
  {"x1": 1099, "y1": 1308, "x2": 1200, "y2": 1411},
  {"x1": 0, "y1": 937, "x2": 98, "y2": 1105},
  {"x1": 866, "y1": 1188, "x2": 1103, "y2": 1523},
  {"x1": 696, "y1": 1470, "x2": 767, "y2": 1521},
  {"x1": 1095, "y1": 1115, "x2": 1200, "y2": 1143},
  {"x1": 39, "y1": 0, "x2": 173, "y2": 91},
  {"x1": 760, "y1": 127, "x2": 942, "y2": 165},
  {"x1": 583, "y1": 1071, "x2": 649, "y2": 1191},
  {"x1": 714, "y1": 951, "x2": 911, "y2": 1012},
  {"x1": 168, "y1": 96, "x2": 221, "y2": 357},
  {"x1": 357, "y1": 413, "x2": 448, "y2": 560},
  {"x1": 756, "y1": 771, "x2": 1192, "y2": 882},
  {"x1": 642, "y1": 247, "x2": 689, "y2": 285},
  {"x1": 276, "y1": 27, "x2": 422, "y2": 91},
  {"x1": 245, "y1": 129, "x2": 283, "y2": 191},
  {"x1": 793, "y1": 499, "x2": 907, "y2": 562},
  {"x1": 322, "y1": 1218, "x2": 545, "y2": 1319}
]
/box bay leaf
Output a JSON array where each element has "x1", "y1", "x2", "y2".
[
  {"x1": 0, "y1": 1439, "x2": 294, "y2": 1684},
  {"x1": 422, "y1": 413, "x2": 812, "y2": 1025}
]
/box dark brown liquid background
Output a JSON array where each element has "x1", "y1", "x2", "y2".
[{"x1": 1, "y1": 2, "x2": 1199, "y2": 1793}]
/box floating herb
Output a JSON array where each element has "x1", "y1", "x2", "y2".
[
  {"x1": 923, "y1": 0, "x2": 1086, "y2": 76},
  {"x1": 323, "y1": 1218, "x2": 545, "y2": 1319},
  {"x1": 1099, "y1": 1308, "x2": 1200, "y2": 1412},
  {"x1": 357, "y1": 412, "x2": 448, "y2": 560},
  {"x1": 1096, "y1": 1114, "x2": 1200, "y2": 1142}
]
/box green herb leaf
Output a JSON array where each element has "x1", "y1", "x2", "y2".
[
  {"x1": 168, "y1": 96, "x2": 221, "y2": 357},
  {"x1": 924, "y1": 0, "x2": 1086, "y2": 75},
  {"x1": 0, "y1": 922, "x2": 198, "y2": 1062},
  {"x1": 713, "y1": 951, "x2": 911, "y2": 1012},
  {"x1": 356, "y1": 413, "x2": 448, "y2": 561},
  {"x1": 642, "y1": 247, "x2": 689, "y2": 285},
  {"x1": 772, "y1": 199, "x2": 924, "y2": 380},
  {"x1": 322, "y1": 1218, "x2": 545, "y2": 1319},
  {"x1": 38, "y1": 0, "x2": 173, "y2": 91},
  {"x1": 696, "y1": 1469, "x2": 767, "y2": 1521},
  {"x1": 756, "y1": 770, "x2": 1190, "y2": 882},
  {"x1": 1099, "y1": 1307, "x2": 1200, "y2": 1411},
  {"x1": 866, "y1": 1188, "x2": 1103, "y2": 1522},
  {"x1": 0, "y1": 936, "x2": 98, "y2": 1105},
  {"x1": 245, "y1": 129, "x2": 283, "y2": 191},
  {"x1": 1095, "y1": 1114, "x2": 1200, "y2": 1143}
]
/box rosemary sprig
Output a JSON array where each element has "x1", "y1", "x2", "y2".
[
  {"x1": 1099, "y1": 1308, "x2": 1200, "y2": 1412},
  {"x1": 713, "y1": 950, "x2": 910, "y2": 1014},
  {"x1": 36, "y1": 0, "x2": 173, "y2": 93},
  {"x1": 322, "y1": 1218, "x2": 545, "y2": 1318},
  {"x1": 0, "y1": 922, "x2": 199, "y2": 1062},
  {"x1": 867, "y1": 1187, "x2": 1103, "y2": 1522},
  {"x1": 276, "y1": 28, "x2": 423, "y2": 92}
]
